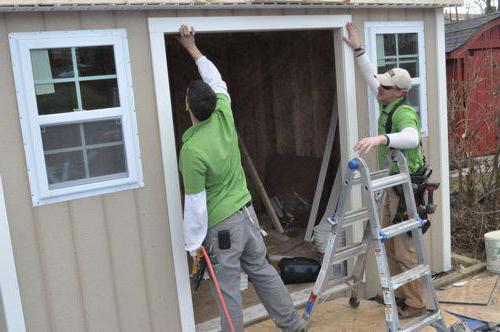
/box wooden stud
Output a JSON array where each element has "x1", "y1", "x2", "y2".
[
  {"x1": 239, "y1": 136, "x2": 285, "y2": 233},
  {"x1": 433, "y1": 263, "x2": 487, "y2": 289},
  {"x1": 304, "y1": 109, "x2": 338, "y2": 242}
]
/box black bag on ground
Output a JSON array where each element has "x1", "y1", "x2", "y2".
[{"x1": 278, "y1": 257, "x2": 321, "y2": 285}]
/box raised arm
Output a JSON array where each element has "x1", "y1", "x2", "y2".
[
  {"x1": 178, "y1": 25, "x2": 229, "y2": 98},
  {"x1": 343, "y1": 22, "x2": 380, "y2": 94}
]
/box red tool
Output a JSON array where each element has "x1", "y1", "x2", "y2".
[{"x1": 200, "y1": 245, "x2": 236, "y2": 332}]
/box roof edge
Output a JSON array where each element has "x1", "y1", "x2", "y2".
[{"x1": 0, "y1": 1, "x2": 461, "y2": 12}]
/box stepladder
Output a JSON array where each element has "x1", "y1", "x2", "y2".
[{"x1": 303, "y1": 149, "x2": 446, "y2": 332}]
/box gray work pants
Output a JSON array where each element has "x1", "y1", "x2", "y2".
[{"x1": 206, "y1": 205, "x2": 305, "y2": 332}]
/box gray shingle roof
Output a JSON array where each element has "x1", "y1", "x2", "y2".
[{"x1": 446, "y1": 12, "x2": 500, "y2": 53}]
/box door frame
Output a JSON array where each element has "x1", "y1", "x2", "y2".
[{"x1": 148, "y1": 15, "x2": 359, "y2": 331}]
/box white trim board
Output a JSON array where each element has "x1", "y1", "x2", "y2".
[
  {"x1": 0, "y1": 176, "x2": 27, "y2": 332},
  {"x1": 148, "y1": 15, "x2": 359, "y2": 331},
  {"x1": 434, "y1": 8, "x2": 451, "y2": 272}
]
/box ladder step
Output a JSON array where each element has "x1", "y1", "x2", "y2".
[
  {"x1": 391, "y1": 264, "x2": 430, "y2": 290},
  {"x1": 352, "y1": 169, "x2": 389, "y2": 185},
  {"x1": 328, "y1": 208, "x2": 370, "y2": 228},
  {"x1": 343, "y1": 208, "x2": 369, "y2": 228},
  {"x1": 371, "y1": 173, "x2": 409, "y2": 191},
  {"x1": 379, "y1": 219, "x2": 422, "y2": 240},
  {"x1": 400, "y1": 310, "x2": 443, "y2": 332},
  {"x1": 332, "y1": 242, "x2": 367, "y2": 265}
]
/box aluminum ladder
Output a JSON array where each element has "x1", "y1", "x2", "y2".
[{"x1": 303, "y1": 149, "x2": 446, "y2": 332}]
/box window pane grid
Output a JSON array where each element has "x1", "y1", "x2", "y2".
[
  {"x1": 71, "y1": 47, "x2": 83, "y2": 111},
  {"x1": 377, "y1": 54, "x2": 419, "y2": 60},
  {"x1": 49, "y1": 172, "x2": 129, "y2": 190},
  {"x1": 34, "y1": 74, "x2": 118, "y2": 85},
  {"x1": 79, "y1": 121, "x2": 90, "y2": 178},
  {"x1": 376, "y1": 32, "x2": 419, "y2": 78},
  {"x1": 41, "y1": 119, "x2": 127, "y2": 187},
  {"x1": 44, "y1": 141, "x2": 124, "y2": 155}
]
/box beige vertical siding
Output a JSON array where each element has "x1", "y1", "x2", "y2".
[
  {"x1": 0, "y1": 10, "x2": 181, "y2": 332},
  {"x1": 0, "y1": 7, "x2": 445, "y2": 331}
]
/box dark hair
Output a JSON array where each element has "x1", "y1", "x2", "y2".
[{"x1": 186, "y1": 80, "x2": 216, "y2": 122}]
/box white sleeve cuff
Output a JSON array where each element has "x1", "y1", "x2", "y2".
[
  {"x1": 387, "y1": 127, "x2": 419, "y2": 149},
  {"x1": 183, "y1": 191, "x2": 208, "y2": 253}
]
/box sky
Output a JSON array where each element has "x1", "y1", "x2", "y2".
[{"x1": 446, "y1": 0, "x2": 499, "y2": 14}]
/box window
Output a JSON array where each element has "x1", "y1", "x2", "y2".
[
  {"x1": 10, "y1": 30, "x2": 143, "y2": 206},
  {"x1": 365, "y1": 22, "x2": 428, "y2": 137}
]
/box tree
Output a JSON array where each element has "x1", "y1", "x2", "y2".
[{"x1": 473, "y1": 0, "x2": 498, "y2": 14}]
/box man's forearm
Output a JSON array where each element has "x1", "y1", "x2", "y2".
[{"x1": 185, "y1": 45, "x2": 203, "y2": 61}]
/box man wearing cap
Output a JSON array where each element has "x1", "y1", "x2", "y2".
[{"x1": 343, "y1": 22, "x2": 427, "y2": 319}]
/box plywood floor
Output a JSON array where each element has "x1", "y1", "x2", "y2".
[{"x1": 247, "y1": 298, "x2": 460, "y2": 332}]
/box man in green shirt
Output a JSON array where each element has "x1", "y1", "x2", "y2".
[
  {"x1": 177, "y1": 25, "x2": 307, "y2": 332},
  {"x1": 344, "y1": 22, "x2": 427, "y2": 319}
]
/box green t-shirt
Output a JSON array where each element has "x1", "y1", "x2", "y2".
[
  {"x1": 179, "y1": 94, "x2": 251, "y2": 228},
  {"x1": 377, "y1": 98, "x2": 425, "y2": 174}
]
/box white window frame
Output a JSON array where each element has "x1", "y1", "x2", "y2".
[
  {"x1": 364, "y1": 21, "x2": 428, "y2": 137},
  {"x1": 9, "y1": 29, "x2": 143, "y2": 206}
]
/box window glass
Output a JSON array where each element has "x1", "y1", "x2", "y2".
[
  {"x1": 77, "y1": 46, "x2": 116, "y2": 76},
  {"x1": 84, "y1": 119, "x2": 123, "y2": 145},
  {"x1": 42, "y1": 120, "x2": 127, "y2": 188},
  {"x1": 41, "y1": 124, "x2": 81, "y2": 150},
  {"x1": 45, "y1": 151, "x2": 85, "y2": 185},
  {"x1": 376, "y1": 32, "x2": 419, "y2": 77},
  {"x1": 407, "y1": 85, "x2": 420, "y2": 113},
  {"x1": 35, "y1": 82, "x2": 78, "y2": 115},
  {"x1": 80, "y1": 79, "x2": 119, "y2": 110},
  {"x1": 88, "y1": 145, "x2": 127, "y2": 178},
  {"x1": 31, "y1": 48, "x2": 74, "y2": 81},
  {"x1": 30, "y1": 46, "x2": 120, "y2": 114}
]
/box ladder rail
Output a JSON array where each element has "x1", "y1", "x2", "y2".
[{"x1": 304, "y1": 150, "x2": 446, "y2": 332}]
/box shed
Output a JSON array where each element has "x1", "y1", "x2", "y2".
[
  {"x1": 446, "y1": 12, "x2": 500, "y2": 157},
  {"x1": 0, "y1": 1, "x2": 457, "y2": 331}
]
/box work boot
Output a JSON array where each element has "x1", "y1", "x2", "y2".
[
  {"x1": 292, "y1": 320, "x2": 309, "y2": 332},
  {"x1": 397, "y1": 303, "x2": 426, "y2": 319},
  {"x1": 371, "y1": 294, "x2": 405, "y2": 307}
]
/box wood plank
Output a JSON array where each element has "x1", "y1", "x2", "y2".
[
  {"x1": 304, "y1": 110, "x2": 338, "y2": 242},
  {"x1": 441, "y1": 277, "x2": 500, "y2": 323},
  {"x1": 451, "y1": 253, "x2": 480, "y2": 267},
  {"x1": 433, "y1": 263, "x2": 487, "y2": 289},
  {"x1": 239, "y1": 136, "x2": 284, "y2": 233},
  {"x1": 437, "y1": 273, "x2": 498, "y2": 305}
]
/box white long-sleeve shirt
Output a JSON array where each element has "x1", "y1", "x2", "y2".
[
  {"x1": 356, "y1": 53, "x2": 419, "y2": 150},
  {"x1": 183, "y1": 56, "x2": 229, "y2": 256}
]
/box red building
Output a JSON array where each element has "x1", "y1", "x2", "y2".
[{"x1": 446, "y1": 13, "x2": 500, "y2": 157}]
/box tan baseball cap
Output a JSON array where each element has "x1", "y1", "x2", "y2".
[{"x1": 374, "y1": 68, "x2": 412, "y2": 91}]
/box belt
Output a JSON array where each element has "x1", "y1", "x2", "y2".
[{"x1": 238, "y1": 201, "x2": 252, "y2": 212}]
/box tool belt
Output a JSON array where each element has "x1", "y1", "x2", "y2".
[{"x1": 392, "y1": 163, "x2": 440, "y2": 236}]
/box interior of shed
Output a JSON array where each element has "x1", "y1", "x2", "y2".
[{"x1": 165, "y1": 29, "x2": 341, "y2": 324}]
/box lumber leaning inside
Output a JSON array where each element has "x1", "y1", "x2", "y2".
[{"x1": 238, "y1": 136, "x2": 284, "y2": 233}]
